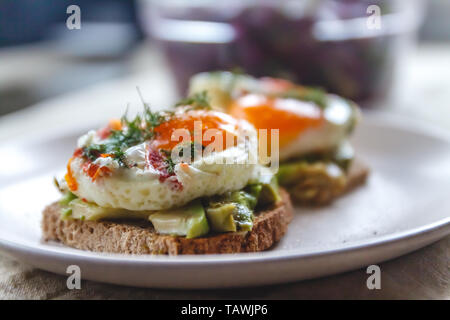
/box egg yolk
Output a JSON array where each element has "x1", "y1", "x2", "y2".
[
  {"x1": 151, "y1": 109, "x2": 239, "y2": 151},
  {"x1": 65, "y1": 157, "x2": 78, "y2": 191},
  {"x1": 229, "y1": 94, "x2": 324, "y2": 149}
]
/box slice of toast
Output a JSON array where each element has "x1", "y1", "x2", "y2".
[
  {"x1": 288, "y1": 159, "x2": 369, "y2": 205},
  {"x1": 42, "y1": 189, "x2": 293, "y2": 255},
  {"x1": 342, "y1": 159, "x2": 370, "y2": 194}
]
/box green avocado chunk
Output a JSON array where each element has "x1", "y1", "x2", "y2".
[
  {"x1": 206, "y1": 201, "x2": 253, "y2": 233},
  {"x1": 277, "y1": 162, "x2": 310, "y2": 186},
  {"x1": 276, "y1": 141, "x2": 354, "y2": 189},
  {"x1": 232, "y1": 203, "x2": 253, "y2": 231},
  {"x1": 206, "y1": 203, "x2": 237, "y2": 232},
  {"x1": 229, "y1": 190, "x2": 258, "y2": 209},
  {"x1": 59, "y1": 192, "x2": 77, "y2": 206},
  {"x1": 204, "y1": 180, "x2": 281, "y2": 233},
  {"x1": 277, "y1": 161, "x2": 346, "y2": 204},
  {"x1": 258, "y1": 176, "x2": 282, "y2": 206},
  {"x1": 205, "y1": 191, "x2": 254, "y2": 233},
  {"x1": 148, "y1": 200, "x2": 209, "y2": 239},
  {"x1": 67, "y1": 199, "x2": 150, "y2": 221},
  {"x1": 277, "y1": 161, "x2": 345, "y2": 186}
]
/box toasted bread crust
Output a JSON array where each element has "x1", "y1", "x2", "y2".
[
  {"x1": 342, "y1": 159, "x2": 369, "y2": 193},
  {"x1": 289, "y1": 158, "x2": 369, "y2": 205},
  {"x1": 42, "y1": 189, "x2": 293, "y2": 255}
]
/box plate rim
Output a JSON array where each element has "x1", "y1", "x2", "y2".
[
  {"x1": 0, "y1": 111, "x2": 449, "y2": 266},
  {"x1": 0, "y1": 214, "x2": 448, "y2": 267}
]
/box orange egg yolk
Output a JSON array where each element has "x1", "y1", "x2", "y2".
[
  {"x1": 151, "y1": 109, "x2": 239, "y2": 151},
  {"x1": 229, "y1": 94, "x2": 324, "y2": 149},
  {"x1": 65, "y1": 157, "x2": 78, "y2": 191}
]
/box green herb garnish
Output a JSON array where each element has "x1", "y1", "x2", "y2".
[
  {"x1": 82, "y1": 95, "x2": 170, "y2": 167},
  {"x1": 164, "y1": 156, "x2": 176, "y2": 174},
  {"x1": 175, "y1": 91, "x2": 211, "y2": 110}
]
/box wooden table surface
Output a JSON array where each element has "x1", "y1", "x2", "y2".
[
  {"x1": 0, "y1": 236, "x2": 448, "y2": 299},
  {"x1": 0, "y1": 44, "x2": 449, "y2": 300}
]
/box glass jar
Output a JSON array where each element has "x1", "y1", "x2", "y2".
[{"x1": 141, "y1": 0, "x2": 424, "y2": 106}]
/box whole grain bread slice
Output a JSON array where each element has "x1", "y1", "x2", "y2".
[
  {"x1": 42, "y1": 189, "x2": 293, "y2": 255},
  {"x1": 343, "y1": 158, "x2": 370, "y2": 194}
]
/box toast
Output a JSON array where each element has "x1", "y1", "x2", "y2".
[{"x1": 42, "y1": 189, "x2": 293, "y2": 255}]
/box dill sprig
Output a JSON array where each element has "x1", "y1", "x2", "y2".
[
  {"x1": 82, "y1": 90, "x2": 171, "y2": 167},
  {"x1": 175, "y1": 91, "x2": 211, "y2": 110},
  {"x1": 164, "y1": 157, "x2": 176, "y2": 174}
]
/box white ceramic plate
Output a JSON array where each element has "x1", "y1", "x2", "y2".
[{"x1": 0, "y1": 112, "x2": 449, "y2": 289}]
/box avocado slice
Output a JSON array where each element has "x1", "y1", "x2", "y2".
[
  {"x1": 229, "y1": 190, "x2": 258, "y2": 210},
  {"x1": 258, "y1": 176, "x2": 282, "y2": 206},
  {"x1": 206, "y1": 203, "x2": 237, "y2": 232},
  {"x1": 232, "y1": 204, "x2": 253, "y2": 232},
  {"x1": 277, "y1": 161, "x2": 346, "y2": 203},
  {"x1": 66, "y1": 199, "x2": 150, "y2": 221},
  {"x1": 245, "y1": 183, "x2": 262, "y2": 201},
  {"x1": 205, "y1": 188, "x2": 257, "y2": 233},
  {"x1": 148, "y1": 200, "x2": 209, "y2": 238},
  {"x1": 206, "y1": 202, "x2": 253, "y2": 232},
  {"x1": 59, "y1": 191, "x2": 77, "y2": 206},
  {"x1": 62, "y1": 197, "x2": 210, "y2": 238},
  {"x1": 277, "y1": 162, "x2": 307, "y2": 186},
  {"x1": 277, "y1": 161, "x2": 342, "y2": 187},
  {"x1": 203, "y1": 176, "x2": 280, "y2": 233}
]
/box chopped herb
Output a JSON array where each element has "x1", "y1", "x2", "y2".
[
  {"x1": 111, "y1": 148, "x2": 127, "y2": 166},
  {"x1": 53, "y1": 176, "x2": 63, "y2": 192},
  {"x1": 83, "y1": 144, "x2": 106, "y2": 161},
  {"x1": 160, "y1": 142, "x2": 201, "y2": 174},
  {"x1": 175, "y1": 91, "x2": 211, "y2": 110},
  {"x1": 160, "y1": 149, "x2": 171, "y2": 157},
  {"x1": 82, "y1": 101, "x2": 171, "y2": 167},
  {"x1": 165, "y1": 156, "x2": 176, "y2": 174},
  {"x1": 157, "y1": 149, "x2": 176, "y2": 174},
  {"x1": 144, "y1": 106, "x2": 166, "y2": 129}
]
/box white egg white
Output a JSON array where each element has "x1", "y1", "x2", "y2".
[{"x1": 70, "y1": 119, "x2": 266, "y2": 211}]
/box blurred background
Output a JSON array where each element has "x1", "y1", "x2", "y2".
[{"x1": 0, "y1": 0, "x2": 449, "y2": 137}]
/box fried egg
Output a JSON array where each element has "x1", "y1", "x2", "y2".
[
  {"x1": 229, "y1": 92, "x2": 357, "y2": 161},
  {"x1": 189, "y1": 72, "x2": 359, "y2": 162},
  {"x1": 65, "y1": 108, "x2": 264, "y2": 211}
]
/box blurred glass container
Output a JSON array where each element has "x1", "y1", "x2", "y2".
[{"x1": 141, "y1": 0, "x2": 424, "y2": 106}]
